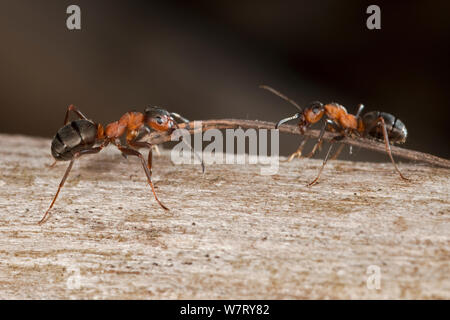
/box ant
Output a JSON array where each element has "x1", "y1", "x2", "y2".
[
  {"x1": 38, "y1": 104, "x2": 204, "y2": 224},
  {"x1": 260, "y1": 85, "x2": 409, "y2": 186}
]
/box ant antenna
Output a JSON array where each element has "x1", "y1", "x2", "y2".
[{"x1": 259, "y1": 85, "x2": 302, "y2": 112}]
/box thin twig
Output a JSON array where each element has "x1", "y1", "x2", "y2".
[{"x1": 144, "y1": 119, "x2": 450, "y2": 169}]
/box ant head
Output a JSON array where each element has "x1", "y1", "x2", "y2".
[
  {"x1": 144, "y1": 106, "x2": 176, "y2": 132},
  {"x1": 303, "y1": 101, "x2": 325, "y2": 125},
  {"x1": 307, "y1": 101, "x2": 324, "y2": 112}
]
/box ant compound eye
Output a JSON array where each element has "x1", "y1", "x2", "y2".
[
  {"x1": 155, "y1": 116, "x2": 163, "y2": 125},
  {"x1": 309, "y1": 101, "x2": 323, "y2": 114}
]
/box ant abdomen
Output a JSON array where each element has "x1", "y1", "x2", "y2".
[
  {"x1": 51, "y1": 119, "x2": 98, "y2": 160},
  {"x1": 363, "y1": 111, "x2": 407, "y2": 144}
]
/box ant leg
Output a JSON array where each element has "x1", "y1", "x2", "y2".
[
  {"x1": 307, "y1": 135, "x2": 345, "y2": 186},
  {"x1": 169, "y1": 123, "x2": 205, "y2": 173},
  {"x1": 38, "y1": 145, "x2": 106, "y2": 225},
  {"x1": 63, "y1": 104, "x2": 89, "y2": 125},
  {"x1": 306, "y1": 139, "x2": 324, "y2": 158},
  {"x1": 133, "y1": 127, "x2": 161, "y2": 157},
  {"x1": 38, "y1": 159, "x2": 75, "y2": 225},
  {"x1": 330, "y1": 143, "x2": 345, "y2": 161},
  {"x1": 170, "y1": 114, "x2": 204, "y2": 172},
  {"x1": 304, "y1": 119, "x2": 333, "y2": 158},
  {"x1": 286, "y1": 137, "x2": 309, "y2": 162},
  {"x1": 128, "y1": 141, "x2": 154, "y2": 174},
  {"x1": 130, "y1": 139, "x2": 204, "y2": 173},
  {"x1": 46, "y1": 105, "x2": 90, "y2": 168},
  {"x1": 48, "y1": 160, "x2": 58, "y2": 168},
  {"x1": 307, "y1": 144, "x2": 334, "y2": 186},
  {"x1": 116, "y1": 145, "x2": 169, "y2": 210},
  {"x1": 153, "y1": 145, "x2": 161, "y2": 157},
  {"x1": 180, "y1": 135, "x2": 205, "y2": 173},
  {"x1": 377, "y1": 117, "x2": 409, "y2": 180}
]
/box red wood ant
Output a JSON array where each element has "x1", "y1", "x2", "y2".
[
  {"x1": 260, "y1": 85, "x2": 409, "y2": 185},
  {"x1": 39, "y1": 105, "x2": 203, "y2": 224}
]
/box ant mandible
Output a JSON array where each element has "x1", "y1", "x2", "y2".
[
  {"x1": 38, "y1": 104, "x2": 204, "y2": 224},
  {"x1": 260, "y1": 85, "x2": 409, "y2": 186}
]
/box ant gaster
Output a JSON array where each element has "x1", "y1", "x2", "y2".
[
  {"x1": 260, "y1": 85, "x2": 409, "y2": 185},
  {"x1": 39, "y1": 104, "x2": 204, "y2": 224}
]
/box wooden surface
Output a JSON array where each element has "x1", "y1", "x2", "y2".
[{"x1": 0, "y1": 134, "x2": 449, "y2": 299}]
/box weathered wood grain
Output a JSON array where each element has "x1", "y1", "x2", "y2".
[{"x1": 0, "y1": 134, "x2": 448, "y2": 299}]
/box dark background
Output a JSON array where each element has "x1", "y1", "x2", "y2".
[{"x1": 0, "y1": 0, "x2": 448, "y2": 160}]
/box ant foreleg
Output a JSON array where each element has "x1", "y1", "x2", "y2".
[
  {"x1": 180, "y1": 135, "x2": 205, "y2": 173},
  {"x1": 170, "y1": 114, "x2": 204, "y2": 172},
  {"x1": 377, "y1": 117, "x2": 409, "y2": 180},
  {"x1": 47, "y1": 160, "x2": 58, "y2": 168},
  {"x1": 39, "y1": 145, "x2": 107, "y2": 224},
  {"x1": 171, "y1": 123, "x2": 205, "y2": 173},
  {"x1": 153, "y1": 145, "x2": 161, "y2": 156},
  {"x1": 132, "y1": 127, "x2": 161, "y2": 157},
  {"x1": 305, "y1": 119, "x2": 334, "y2": 158},
  {"x1": 116, "y1": 145, "x2": 169, "y2": 211},
  {"x1": 286, "y1": 137, "x2": 309, "y2": 162},
  {"x1": 63, "y1": 104, "x2": 89, "y2": 125},
  {"x1": 307, "y1": 135, "x2": 345, "y2": 186}
]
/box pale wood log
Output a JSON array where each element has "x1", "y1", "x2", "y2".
[{"x1": 0, "y1": 134, "x2": 448, "y2": 299}]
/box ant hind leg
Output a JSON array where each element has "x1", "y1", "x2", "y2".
[
  {"x1": 63, "y1": 104, "x2": 89, "y2": 125},
  {"x1": 39, "y1": 145, "x2": 106, "y2": 224},
  {"x1": 39, "y1": 159, "x2": 76, "y2": 225},
  {"x1": 304, "y1": 119, "x2": 333, "y2": 159},
  {"x1": 47, "y1": 160, "x2": 58, "y2": 168},
  {"x1": 377, "y1": 117, "x2": 409, "y2": 181}
]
